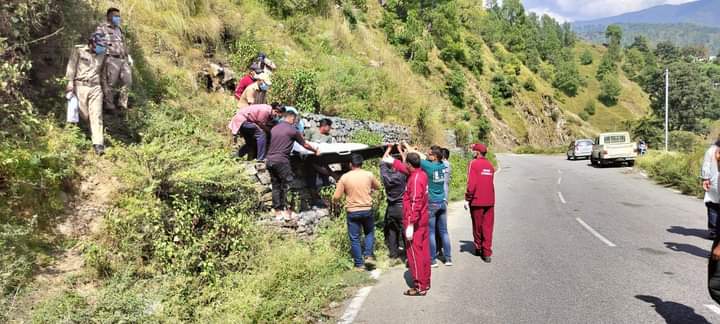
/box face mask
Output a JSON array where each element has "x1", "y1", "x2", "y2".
[
  {"x1": 112, "y1": 16, "x2": 121, "y2": 26},
  {"x1": 259, "y1": 83, "x2": 269, "y2": 91},
  {"x1": 94, "y1": 45, "x2": 106, "y2": 55}
]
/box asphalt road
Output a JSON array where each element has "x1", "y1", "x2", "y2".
[{"x1": 351, "y1": 154, "x2": 718, "y2": 324}]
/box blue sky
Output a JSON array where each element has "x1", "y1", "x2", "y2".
[{"x1": 521, "y1": 0, "x2": 697, "y2": 22}]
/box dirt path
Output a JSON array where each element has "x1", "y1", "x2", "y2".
[{"x1": 9, "y1": 157, "x2": 119, "y2": 321}]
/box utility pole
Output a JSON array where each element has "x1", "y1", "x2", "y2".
[{"x1": 665, "y1": 68, "x2": 669, "y2": 152}]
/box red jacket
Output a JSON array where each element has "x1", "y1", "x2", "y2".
[
  {"x1": 234, "y1": 75, "x2": 255, "y2": 100},
  {"x1": 393, "y1": 160, "x2": 429, "y2": 229},
  {"x1": 465, "y1": 157, "x2": 495, "y2": 207}
]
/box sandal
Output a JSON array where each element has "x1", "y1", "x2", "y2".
[{"x1": 403, "y1": 288, "x2": 427, "y2": 296}]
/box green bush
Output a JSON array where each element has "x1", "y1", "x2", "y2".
[
  {"x1": 553, "y1": 60, "x2": 582, "y2": 97},
  {"x1": 491, "y1": 73, "x2": 514, "y2": 100},
  {"x1": 228, "y1": 33, "x2": 263, "y2": 72},
  {"x1": 440, "y1": 42, "x2": 468, "y2": 64},
  {"x1": 578, "y1": 111, "x2": 590, "y2": 121},
  {"x1": 271, "y1": 69, "x2": 321, "y2": 113},
  {"x1": 261, "y1": 0, "x2": 332, "y2": 18},
  {"x1": 522, "y1": 78, "x2": 536, "y2": 91},
  {"x1": 106, "y1": 105, "x2": 261, "y2": 280},
  {"x1": 668, "y1": 131, "x2": 701, "y2": 152},
  {"x1": 580, "y1": 49, "x2": 593, "y2": 65},
  {"x1": 584, "y1": 100, "x2": 597, "y2": 115},
  {"x1": 446, "y1": 66, "x2": 467, "y2": 108},
  {"x1": 31, "y1": 291, "x2": 91, "y2": 323},
  {"x1": 350, "y1": 130, "x2": 383, "y2": 145},
  {"x1": 637, "y1": 149, "x2": 705, "y2": 197},
  {"x1": 476, "y1": 115, "x2": 492, "y2": 142},
  {"x1": 465, "y1": 37, "x2": 485, "y2": 76},
  {"x1": 599, "y1": 74, "x2": 622, "y2": 106}
]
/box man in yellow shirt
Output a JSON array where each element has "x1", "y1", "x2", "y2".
[{"x1": 333, "y1": 154, "x2": 381, "y2": 270}]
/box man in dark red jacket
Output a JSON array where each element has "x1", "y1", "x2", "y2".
[
  {"x1": 234, "y1": 69, "x2": 258, "y2": 100},
  {"x1": 465, "y1": 143, "x2": 495, "y2": 263},
  {"x1": 388, "y1": 151, "x2": 431, "y2": 296}
]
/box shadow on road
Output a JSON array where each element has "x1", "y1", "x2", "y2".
[
  {"x1": 459, "y1": 240, "x2": 476, "y2": 255},
  {"x1": 667, "y1": 226, "x2": 712, "y2": 240},
  {"x1": 664, "y1": 242, "x2": 710, "y2": 258},
  {"x1": 635, "y1": 295, "x2": 711, "y2": 324},
  {"x1": 403, "y1": 270, "x2": 413, "y2": 288}
]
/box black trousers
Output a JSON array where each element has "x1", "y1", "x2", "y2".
[
  {"x1": 384, "y1": 202, "x2": 404, "y2": 259},
  {"x1": 267, "y1": 161, "x2": 294, "y2": 211}
]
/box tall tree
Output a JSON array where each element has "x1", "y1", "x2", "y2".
[
  {"x1": 553, "y1": 60, "x2": 582, "y2": 96},
  {"x1": 644, "y1": 61, "x2": 718, "y2": 131},
  {"x1": 596, "y1": 53, "x2": 616, "y2": 80},
  {"x1": 605, "y1": 25, "x2": 623, "y2": 61},
  {"x1": 629, "y1": 35, "x2": 650, "y2": 52},
  {"x1": 655, "y1": 41, "x2": 681, "y2": 63}
]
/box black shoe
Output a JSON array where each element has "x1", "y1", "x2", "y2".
[
  {"x1": 93, "y1": 144, "x2": 105, "y2": 156},
  {"x1": 474, "y1": 249, "x2": 482, "y2": 257},
  {"x1": 481, "y1": 256, "x2": 492, "y2": 263}
]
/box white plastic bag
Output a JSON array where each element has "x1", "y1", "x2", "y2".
[{"x1": 66, "y1": 93, "x2": 79, "y2": 123}]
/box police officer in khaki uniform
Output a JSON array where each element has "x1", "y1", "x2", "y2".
[
  {"x1": 66, "y1": 33, "x2": 107, "y2": 155},
  {"x1": 96, "y1": 7, "x2": 132, "y2": 111}
]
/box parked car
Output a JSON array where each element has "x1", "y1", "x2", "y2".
[
  {"x1": 590, "y1": 132, "x2": 637, "y2": 167},
  {"x1": 567, "y1": 139, "x2": 593, "y2": 160}
]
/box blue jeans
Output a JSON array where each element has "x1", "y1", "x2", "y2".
[
  {"x1": 238, "y1": 122, "x2": 267, "y2": 160},
  {"x1": 347, "y1": 210, "x2": 375, "y2": 267},
  {"x1": 429, "y1": 201, "x2": 451, "y2": 263}
]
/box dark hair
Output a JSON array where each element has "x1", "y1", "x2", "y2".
[
  {"x1": 715, "y1": 139, "x2": 720, "y2": 147},
  {"x1": 431, "y1": 148, "x2": 443, "y2": 161},
  {"x1": 319, "y1": 118, "x2": 332, "y2": 127},
  {"x1": 350, "y1": 153, "x2": 364, "y2": 167},
  {"x1": 430, "y1": 145, "x2": 441, "y2": 151},
  {"x1": 441, "y1": 148, "x2": 450, "y2": 160},
  {"x1": 271, "y1": 102, "x2": 285, "y2": 112},
  {"x1": 107, "y1": 7, "x2": 120, "y2": 17},
  {"x1": 406, "y1": 153, "x2": 421, "y2": 168}
]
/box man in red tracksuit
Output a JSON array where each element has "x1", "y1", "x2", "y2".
[
  {"x1": 466, "y1": 143, "x2": 495, "y2": 263},
  {"x1": 387, "y1": 152, "x2": 431, "y2": 296}
]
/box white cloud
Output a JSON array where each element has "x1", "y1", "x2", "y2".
[
  {"x1": 528, "y1": 7, "x2": 572, "y2": 22},
  {"x1": 548, "y1": 0, "x2": 697, "y2": 20}
]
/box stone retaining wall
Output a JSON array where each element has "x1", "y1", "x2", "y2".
[{"x1": 301, "y1": 113, "x2": 411, "y2": 144}]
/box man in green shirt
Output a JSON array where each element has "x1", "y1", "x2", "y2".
[
  {"x1": 306, "y1": 118, "x2": 337, "y2": 144},
  {"x1": 305, "y1": 118, "x2": 338, "y2": 208}
]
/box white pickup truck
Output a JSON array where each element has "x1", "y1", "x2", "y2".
[{"x1": 590, "y1": 131, "x2": 638, "y2": 167}]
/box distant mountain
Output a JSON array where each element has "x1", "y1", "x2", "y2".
[
  {"x1": 574, "y1": 0, "x2": 720, "y2": 28},
  {"x1": 574, "y1": 23, "x2": 720, "y2": 55}
]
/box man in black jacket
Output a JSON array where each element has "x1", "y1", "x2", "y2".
[{"x1": 381, "y1": 144, "x2": 407, "y2": 261}]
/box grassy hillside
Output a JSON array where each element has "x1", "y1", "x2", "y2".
[{"x1": 2, "y1": 0, "x2": 651, "y2": 322}]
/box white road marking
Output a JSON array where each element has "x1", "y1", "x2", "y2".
[
  {"x1": 369, "y1": 269, "x2": 382, "y2": 280},
  {"x1": 557, "y1": 177, "x2": 562, "y2": 185},
  {"x1": 557, "y1": 192, "x2": 566, "y2": 204},
  {"x1": 576, "y1": 218, "x2": 617, "y2": 247},
  {"x1": 339, "y1": 286, "x2": 373, "y2": 324},
  {"x1": 705, "y1": 304, "x2": 720, "y2": 316}
]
